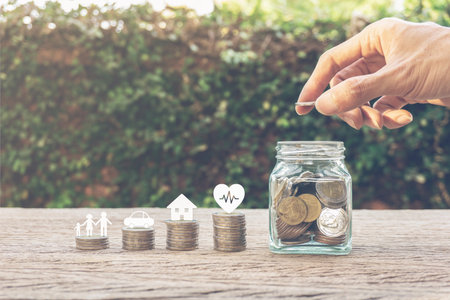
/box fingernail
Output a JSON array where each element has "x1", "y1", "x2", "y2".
[
  {"x1": 315, "y1": 92, "x2": 338, "y2": 116},
  {"x1": 295, "y1": 106, "x2": 304, "y2": 115},
  {"x1": 396, "y1": 114, "x2": 413, "y2": 124}
]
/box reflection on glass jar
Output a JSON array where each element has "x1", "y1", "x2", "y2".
[{"x1": 269, "y1": 141, "x2": 352, "y2": 255}]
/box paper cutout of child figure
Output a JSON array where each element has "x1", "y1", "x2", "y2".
[
  {"x1": 96, "y1": 212, "x2": 112, "y2": 237},
  {"x1": 80, "y1": 214, "x2": 95, "y2": 236},
  {"x1": 74, "y1": 222, "x2": 81, "y2": 237}
]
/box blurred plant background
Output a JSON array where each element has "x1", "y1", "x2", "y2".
[{"x1": 1, "y1": 0, "x2": 449, "y2": 209}]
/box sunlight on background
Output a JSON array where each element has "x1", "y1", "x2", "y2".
[{"x1": 0, "y1": 0, "x2": 215, "y2": 15}]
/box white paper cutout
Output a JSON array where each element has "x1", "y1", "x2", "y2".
[
  {"x1": 75, "y1": 212, "x2": 112, "y2": 237},
  {"x1": 96, "y1": 212, "x2": 112, "y2": 237},
  {"x1": 167, "y1": 194, "x2": 197, "y2": 220},
  {"x1": 213, "y1": 184, "x2": 245, "y2": 213},
  {"x1": 124, "y1": 211, "x2": 154, "y2": 228},
  {"x1": 80, "y1": 214, "x2": 96, "y2": 236},
  {"x1": 74, "y1": 222, "x2": 81, "y2": 237}
]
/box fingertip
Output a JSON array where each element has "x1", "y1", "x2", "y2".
[
  {"x1": 338, "y1": 109, "x2": 364, "y2": 130},
  {"x1": 295, "y1": 105, "x2": 314, "y2": 115},
  {"x1": 360, "y1": 106, "x2": 383, "y2": 129},
  {"x1": 382, "y1": 110, "x2": 413, "y2": 129},
  {"x1": 315, "y1": 91, "x2": 339, "y2": 116}
]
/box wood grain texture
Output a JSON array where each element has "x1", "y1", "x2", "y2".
[{"x1": 1, "y1": 208, "x2": 449, "y2": 299}]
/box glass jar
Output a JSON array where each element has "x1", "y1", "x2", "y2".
[{"x1": 269, "y1": 141, "x2": 352, "y2": 255}]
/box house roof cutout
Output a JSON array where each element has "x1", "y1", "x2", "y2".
[{"x1": 167, "y1": 194, "x2": 197, "y2": 209}]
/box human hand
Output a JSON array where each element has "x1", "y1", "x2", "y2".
[{"x1": 296, "y1": 18, "x2": 450, "y2": 129}]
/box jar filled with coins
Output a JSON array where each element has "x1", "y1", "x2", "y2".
[{"x1": 269, "y1": 141, "x2": 351, "y2": 255}]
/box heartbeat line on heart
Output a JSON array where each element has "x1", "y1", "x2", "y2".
[{"x1": 219, "y1": 191, "x2": 239, "y2": 204}]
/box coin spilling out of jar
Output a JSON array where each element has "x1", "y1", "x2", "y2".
[{"x1": 272, "y1": 174, "x2": 349, "y2": 246}]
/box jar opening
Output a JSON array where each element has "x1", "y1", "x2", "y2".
[{"x1": 276, "y1": 141, "x2": 345, "y2": 160}]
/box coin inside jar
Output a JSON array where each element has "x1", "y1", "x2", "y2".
[
  {"x1": 276, "y1": 218, "x2": 311, "y2": 240},
  {"x1": 299, "y1": 193, "x2": 322, "y2": 222},
  {"x1": 316, "y1": 207, "x2": 349, "y2": 237},
  {"x1": 277, "y1": 196, "x2": 308, "y2": 225},
  {"x1": 315, "y1": 179, "x2": 347, "y2": 208},
  {"x1": 272, "y1": 177, "x2": 289, "y2": 208}
]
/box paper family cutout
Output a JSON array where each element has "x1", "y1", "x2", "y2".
[
  {"x1": 167, "y1": 194, "x2": 197, "y2": 220},
  {"x1": 213, "y1": 184, "x2": 245, "y2": 213},
  {"x1": 74, "y1": 212, "x2": 112, "y2": 237}
]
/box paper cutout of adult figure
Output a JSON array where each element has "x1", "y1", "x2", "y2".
[
  {"x1": 80, "y1": 214, "x2": 95, "y2": 236},
  {"x1": 96, "y1": 212, "x2": 112, "y2": 237}
]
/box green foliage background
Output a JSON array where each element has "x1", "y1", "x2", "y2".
[{"x1": 1, "y1": 0, "x2": 449, "y2": 208}]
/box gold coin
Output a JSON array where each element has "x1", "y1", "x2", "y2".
[
  {"x1": 276, "y1": 218, "x2": 311, "y2": 240},
  {"x1": 277, "y1": 196, "x2": 307, "y2": 225},
  {"x1": 299, "y1": 193, "x2": 322, "y2": 222}
]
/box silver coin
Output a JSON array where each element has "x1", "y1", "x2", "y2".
[
  {"x1": 316, "y1": 208, "x2": 349, "y2": 237},
  {"x1": 315, "y1": 179, "x2": 347, "y2": 208},
  {"x1": 295, "y1": 101, "x2": 315, "y2": 107}
]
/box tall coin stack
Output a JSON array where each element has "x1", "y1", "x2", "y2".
[
  {"x1": 122, "y1": 227, "x2": 155, "y2": 251},
  {"x1": 165, "y1": 220, "x2": 199, "y2": 251},
  {"x1": 212, "y1": 212, "x2": 246, "y2": 252},
  {"x1": 75, "y1": 236, "x2": 109, "y2": 250}
]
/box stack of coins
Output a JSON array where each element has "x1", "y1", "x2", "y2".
[
  {"x1": 213, "y1": 212, "x2": 246, "y2": 252},
  {"x1": 276, "y1": 218, "x2": 311, "y2": 242},
  {"x1": 272, "y1": 171, "x2": 349, "y2": 246},
  {"x1": 122, "y1": 227, "x2": 155, "y2": 251},
  {"x1": 165, "y1": 220, "x2": 199, "y2": 251},
  {"x1": 75, "y1": 236, "x2": 109, "y2": 250}
]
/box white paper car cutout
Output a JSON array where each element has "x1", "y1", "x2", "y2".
[{"x1": 123, "y1": 211, "x2": 154, "y2": 228}]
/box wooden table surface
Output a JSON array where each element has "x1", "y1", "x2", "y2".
[{"x1": 1, "y1": 208, "x2": 449, "y2": 299}]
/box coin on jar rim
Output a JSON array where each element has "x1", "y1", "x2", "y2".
[
  {"x1": 316, "y1": 207, "x2": 349, "y2": 237},
  {"x1": 299, "y1": 193, "x2": 322, "y2": 222},
  {"x1": 315, "y1": 179, "x2": 347, "y2": 208},
  {"x1": 277, "y1": 196, "x2": 308, "y2": 225}
]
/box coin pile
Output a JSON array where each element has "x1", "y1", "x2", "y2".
[
  {"x1": 165, "y1": 220, "x2": 199, "y2": 251},
  {"x1": 75, "y1": 236, "x2": 109, "y2": 250},
  {"x1": 272, "y1": 172, "x2": 349, "y2": 246},
  {"x1": 122, "y1": 227, "x2": 155, "y2": 251},
  {"x1": 213, "y1": 212, "x2": 246, "y2": 252}
]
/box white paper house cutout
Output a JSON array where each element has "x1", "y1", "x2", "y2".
[{"x1": 167, "y1": 194, "x2": 197, "y2": 220}]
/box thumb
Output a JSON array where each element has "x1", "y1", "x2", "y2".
[{"x1": 315, "y1": 71, "x2": 391, "y2": 115}]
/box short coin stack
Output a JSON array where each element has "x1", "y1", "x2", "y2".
[
  {"x1": 75, "y1": 236, "x2": 109, "y2": 250},
  {"x1": 165, "y1": 220, "x2": 199, "y2": 251},
  {"x1": 213, "y1": 212, "x2": 246, "y2": 252},
  {"x1": 122, "y1": 227, "x2": 155, "y2": 251}
]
